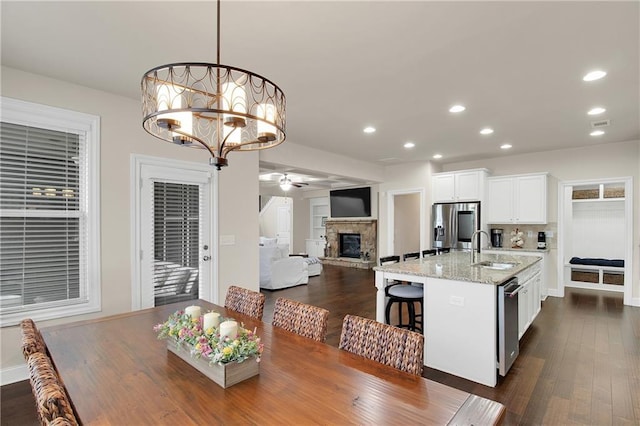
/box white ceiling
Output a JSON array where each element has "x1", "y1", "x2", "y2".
[{"x1": 2, "y1": 1, "x2": 639, "y2": 187}]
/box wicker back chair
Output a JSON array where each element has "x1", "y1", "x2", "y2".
[
  {"x1": 272, "y1": 298, "x2": 329, "y2": 342},
  {"x1": 224, "y1": 285, "x2": 266, "y2": 320},
  {"x1": 339, "y1": 314, "x2": 424, "y2": 376},
  {"x1": 49, "y1": 417, "x2": 75, "y2": 426},
  {"x1": 20, "y1": 319, "x2": 47, "y2": 360},
  {"x1": 27, "y1": 352, "x2": 78, "y2": 425}
]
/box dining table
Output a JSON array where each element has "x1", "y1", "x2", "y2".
[{"x1": 41, "y1": 299, "x2": 505, "y2": 425}]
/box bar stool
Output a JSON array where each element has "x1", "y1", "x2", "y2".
[{"x1": 380, "y1": 256, "x2": 423, "y2": 333}]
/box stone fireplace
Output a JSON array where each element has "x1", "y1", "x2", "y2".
[{"x1": 324, "y1": 220, "x2": 377, "y2": 269}]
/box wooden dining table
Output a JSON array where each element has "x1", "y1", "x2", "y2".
[{"x1": 41, "y1": 300, "x2": 504, "y2": 425}]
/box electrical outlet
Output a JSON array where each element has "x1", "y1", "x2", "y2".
[
  {"x1": 449, "y1": 295, "x2": 464, "y2": 307},
  {"x1": 527, "y1": 231, "x2": 533, "y2": 238},
  {"x1": 546, "y1": 231, "x2": 554, "y2": 238}
]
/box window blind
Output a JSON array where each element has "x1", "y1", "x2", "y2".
[
  {"x1": 0, "y1": 122, "x2": 86, "y2": 310},
  {"x1": 152, "y1": 182, "x2": 200, "y2": 306}
]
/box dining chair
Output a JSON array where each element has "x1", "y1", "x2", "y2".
[
  {"x1": 49, "y1": 417, "x2": 76, "y2": 426},
  {"x1": 20, "y1": 318, "x2": 47, "y2": 360},
  {"x1": 272, "y1": 297, "x2": 329, "y2": 342},
  {"x1": 380, "y1": 256, "x2": 423, "y2": 333},
  {"x1": 27, "y1": 352, "x2": 78, "y2": 425},
  {"x1": 224, "y1": 285, "x2": 266, "y2": 320},
  {"x1": 339, "y1": 314, "x2": 424, "y2": 376}
]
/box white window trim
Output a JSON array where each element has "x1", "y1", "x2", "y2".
[{"x1": 0, "y1": 97, "x2": 101, "y2": 326}]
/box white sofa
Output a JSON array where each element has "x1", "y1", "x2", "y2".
[{"x1": 259, "y1": 243, "x2": 309, "y2": 290}]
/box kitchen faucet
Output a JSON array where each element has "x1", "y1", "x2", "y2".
[{"x1": 471, "y1": 230, "x2": 491, "y2": 264}]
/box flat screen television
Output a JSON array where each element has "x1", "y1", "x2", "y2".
[{"x1": 330, "y1": 187, "x2": 371, "y2": 218}]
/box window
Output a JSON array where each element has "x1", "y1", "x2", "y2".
[
  {"x1": 152, "y1": 181, "x2": 200, "y2": 306},
  {"x1": 0, "y1": 98, "x2": 100, "y2": 326}
]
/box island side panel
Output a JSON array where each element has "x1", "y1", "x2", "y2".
[{"x1": 425, "y1": 277, "x2": 498, "y2": 387}]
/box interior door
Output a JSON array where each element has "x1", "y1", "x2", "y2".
[{"x1": 276, "y1": 204, "x2": 291, "y2": 249}]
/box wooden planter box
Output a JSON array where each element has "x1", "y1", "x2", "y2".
[{"x1": 166, "y1": 339, "x2": 259, "y2": 388}]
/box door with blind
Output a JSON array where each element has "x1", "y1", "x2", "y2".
[{"x1": 138, "y1": 164, "x2": 211, "y2": 309}]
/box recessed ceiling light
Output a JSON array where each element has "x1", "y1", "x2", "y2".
[
  {"x1": 583, "y1": 70, "x2": 607, "y2": 81},
  {"x1": 363, "y1": 126, "x2": 376, "y2": 134},
  {"x1": 587, "y1": 107, "x2": 606, "y2": 115},
  {"x1": 449, "y1": 105, "x2": 466, "y2": 113},
  {"x1": 404, "y1": 142, "x2": 415, "y2": 149},
  {"x1": 432, "y1": 154, "x2": 443, "y2": 159},
  {"x1": 500, "y1": 144, "x2": 512, "y2": 149},
  {"x1": 590, "y1": 130, "x2": 605, "y2": 136},
  {"x1": 480, "y1": 128, "x2": 494, "y2": 135}
]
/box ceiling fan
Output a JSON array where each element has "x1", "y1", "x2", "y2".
[{"x1": 279, "y1": 173, "x2": 308, "y2": 191}]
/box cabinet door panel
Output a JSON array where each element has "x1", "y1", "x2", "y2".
[
  {"x1": 487, "y1": 178, "x2": 514, "y2": 223},
  {"x1": 455, "y1": 171, "x2": 482, "y2": 201},
  {"x1": 433, "y1": 174, "x2": 455, "y2": 202},
  {"x1": 515, "y1": 175, "x2": 547, "y2": 223},
  {"x1": 518, "y1": 283, "x2": 530, "y2": 339}
]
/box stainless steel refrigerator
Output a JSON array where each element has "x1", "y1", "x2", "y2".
[{"x1": 432, "y1": 202, "x2": 481, "y2": 251}]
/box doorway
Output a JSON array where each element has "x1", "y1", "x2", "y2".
[
  {"x1": 386, "y1": 189, "x2": 426, "y2": 257},
  {"x1": 558, "y1": 177, "x2": 633, "y2": 305},
  {"x1": 131, "y1": 155, "x2": 215, "y2": 310}
]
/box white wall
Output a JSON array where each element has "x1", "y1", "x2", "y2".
[
  {"x1": 442, "y1": 140, "x2": 640, "y2": 302},
  {"x1": 0, "y1": 66, "x2": 260, "y2": 379}
]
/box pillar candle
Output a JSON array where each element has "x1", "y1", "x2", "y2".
[
  {"x1": 185, "y1": 305, "x2": 201, "y2": 320},
  {"x1": 219, "y1": 320, "x2": 238, "y2": 340},
  {"x1": 203, "y1": 312, "x2": 220, "y2": 330}
]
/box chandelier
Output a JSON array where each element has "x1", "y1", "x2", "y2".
[{"x1": 141, "y1": 0, "x2": 286, "y2": 170}]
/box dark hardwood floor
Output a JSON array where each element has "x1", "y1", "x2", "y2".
[{"x1": 3, "y1": 264, "x2": 639, "y2": 425}]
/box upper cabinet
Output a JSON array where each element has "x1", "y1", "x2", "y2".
[
  {"x1": 432, "y1": 169, "x2": 489, "y2": 203},
  {"x1": 487, "y1": 173, "x2": 547, "y2": 224}
]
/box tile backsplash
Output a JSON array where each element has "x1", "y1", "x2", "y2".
[{"x1": 488, "y1": 223, "x2": 557, "y2": 250}]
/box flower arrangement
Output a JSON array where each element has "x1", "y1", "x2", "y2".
[
  {"x1": 510, "y1": 228, "x2": 524, "y2": 248},
  {"x1": 154, "y1": 310, "x2": 263, "y2": 365}
]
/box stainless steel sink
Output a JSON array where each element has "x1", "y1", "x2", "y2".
[{"x1": 472, "y1": 261, "x2": 518, "y2": 270}]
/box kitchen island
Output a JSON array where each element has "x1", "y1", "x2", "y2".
[{"x1": 374, "y1": 251, "x2": 542, "y2": 387}]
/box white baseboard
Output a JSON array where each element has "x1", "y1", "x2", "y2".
[
  {"x1": 1, "y1": 363, "x2": 28, "y2": 386},
  {"x1": 628, "y1": 297, "x2": 640, "y2": 307},
  {"x1": 547, "y1": 288, "x2": 563, "y2": 298}
]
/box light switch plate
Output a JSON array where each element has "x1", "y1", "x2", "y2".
[{"x1": 220, "y1": 235, "x2": 235, "y2": 245}]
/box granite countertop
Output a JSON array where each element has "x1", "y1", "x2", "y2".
[{"x1": 373, "y1": 251, "x2": 541, "y2": 285}]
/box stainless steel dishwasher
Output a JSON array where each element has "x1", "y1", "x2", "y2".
[{"x1": 498, "y1": 277, "x2": 521, "y2": 376}]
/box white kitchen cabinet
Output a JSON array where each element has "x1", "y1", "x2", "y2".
[
  {"x1": 432, "y1": 169, "x2": 489, "y2": 202},
  {"x1": 487, "y1": 173, "x2": 547, "y2": 224},
  {"x1": 305, "y1": 239, "x2": 326, "y2": 257},
  {"x1": 516, "y1": 262, "x2": 542, "y2": 339}
]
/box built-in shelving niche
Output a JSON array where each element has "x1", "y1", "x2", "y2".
[{"x1": 558, "y1": 178, "x2": 633, "y2": 305}]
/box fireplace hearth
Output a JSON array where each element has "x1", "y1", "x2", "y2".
[{"x1": 339, "y1": 233, "x2": 361, "y2": 258}]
